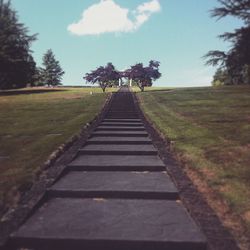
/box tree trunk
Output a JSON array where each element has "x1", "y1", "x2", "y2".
[
  {"x1": 139, "y1": 85, "x2": 144, "y2": 92},
  {"x1": 138, "y1": 82, "x2": 144, "y2": 92}
]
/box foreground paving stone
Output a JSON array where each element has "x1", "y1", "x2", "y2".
[
  {"x1": 48, "y1": 171, "x2": 178, "y2": 200},
  {"x1": 79, "y1": 144, "x2": 157, "y2": 155},
  {"x1": 68, "y1": 155, "x2": 165, "y2": 171},
  {"x1": 86, "y1": 136, "x2": 152, "y2": 144},
  {"x1": 10, "y1": 198, "x2": 206, "y2": 250}
]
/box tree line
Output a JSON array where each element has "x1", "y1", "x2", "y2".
[
  {"x1": 0, "y1": 0, "x2": 64, "y2": 89},
  {"x1": 205, "y1": 0, "x2": 250, "y2": 86},
  {"x1": 84, "y1": 61, "x2": 161, "y2": 92}
]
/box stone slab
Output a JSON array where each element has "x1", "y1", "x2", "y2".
[
  {"x1": 48, "y1": 171, "x2": 178, "y2": 200},
  {"x1": 96, "y1": 126, "x2": 145, "y2": 131},
  {"x1": 108, "y1": 108, "x2": 136, "y2": 110},
  {"x1": 92, "y1": 131, "x2": 148, "y2": 137},
  {"x1": 105, "y1": 114, "x2": 138, "y2": 116},
  {"x1": 103, "y1": 119, "x2": 142, "y2": 123},
  {"x1": 106, "y1": 115, "x2": 139, "y2": 118},
  {"x1": 86, "y1": 136, "x2": 152, "y2": 145},
  {"x1": 79, "y1": 144, "x2": 157, "y2": 155},
  {"x1": 68, "y1": 155, "x2": 165, "y2": 171},
  {"x1": 10, "y1": 198, "x2": 206, "y2": 250},
  {"x1": 106, "y1": 113, "x2": 138, "y2": 116},
  {"x1": 107, "y1": 111, "x2": 137, "y2": 114},
  {"x1": 101, "y1": 122, "x2": 143, "y2": 127}
]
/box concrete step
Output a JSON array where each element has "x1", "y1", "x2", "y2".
[
  {"x1": 96, "y1": 126, "x2": 145, "y2": 131},
  {"x1": 103, "y1": 119, "x2": 142, "y2": 123},
  {"x1": 100, "y1": 122, "x2": 143, "y2": 127},
  {"x1": 10, "y1": 198, "x2": 206, "y2": 250},
  {"x1": 108, "y1": 109, "x2": 136, "y2": 111},
  {"x1": 78, "y1": 144, "x2": 157, "y2": 155},
  {"x1": 108, "y1": 111, "x2": 137, "y2": 113},
  {"x1": 107, "y1": 111, "x2": 138, "y2": 114},
  {"x1": 68, "y1": 155, "x2": 165, "y2": 171},
  {"x1": 106, "y1": 112, "x2": 138, "y2": 115},
  {"x1": 92, "y1": 131, "x2": 148, "y2": 137},
  {"x1": 108, "y1": 110, "x2": 136, "y2": 113},
  {"x1": 106, "y1": 113, "x2": 138, "y2": 117},
  {"x1": 86, "y1": 136, "x2": 152, "y2": 145},
  {"x1": 106, "y1": 115, "x2": 138, "y2": 119},
  {"x1": 48, "y1": 171, "x2": 179, "y2": 200}
]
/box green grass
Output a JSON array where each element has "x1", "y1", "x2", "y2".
[
  {"x1": 131, "y1": 86, "x2": 172, "y2": 92},
  {"x1": 0, "y1": 87, "x2": 110, "y2": 213},
  {"x1": 137, "y1": 85, "x2": 250, "y2": 230}
]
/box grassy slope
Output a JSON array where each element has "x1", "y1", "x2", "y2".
[
  {"x1": 131, "y1": 86, "x2": 172, "y2": 92},
  {"x1": 0, "y1": 87, "x2": 110, "y2": 212},
  {"x1": 137, "y1": 86, "x2": 250, "y2": 232}
]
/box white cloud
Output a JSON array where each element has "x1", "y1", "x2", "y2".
[
  {"x1": 68, "y1": 0, "x2": 161, "y2": 36},
  {"x1": 137, "y1": 0, "x2": 161, "y2": 13}
]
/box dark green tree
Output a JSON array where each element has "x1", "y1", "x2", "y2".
[
  {"x1": 40, "y1": 49, "x2": 65, "y2": 86},
  {"x1": 212, "y1": 68, "x2": 230, "y2": 86},
  {"x1": 204, "y1": 0, "x2": 250, "y2": 85},
  {"x1": 0, "y1": 0, "x2": 37, "y2": 89}
]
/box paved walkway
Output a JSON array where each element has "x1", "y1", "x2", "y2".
[{"x1": 8, "y1": 87, "x2": 207, "y2": 250}]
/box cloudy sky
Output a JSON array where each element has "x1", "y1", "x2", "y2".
[{"x1": 12, "y1": 0, "x2": 242, "y2": 87}]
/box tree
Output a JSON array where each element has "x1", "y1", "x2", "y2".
[
  {"x1": 210, "y1": 0, "x2": 250, "y2": 22},
  {"x1": 32, "y1": 67, "x2": 45, "y2": 86},
  {"x1": 204, "y1": 0, "x2": 250, "y2": 85},
  {"x1": 242, "y1": 64, "x2": 250, "y2": 84},
  {"x1": 40, "y1": 49, "x2": 65, "y2": 86},
  {"x1": 0, "y1": 0, "x2": 37, "y2": 89},
  {"x1": 84, "y1": 62, "x2": 120, "y2": 92},
  {"x1": 212, "y1": 68, "x2": 230, "y2": 86},
  {"x1": 125, "y1": 60, "x2": 161, "y2": 91}
]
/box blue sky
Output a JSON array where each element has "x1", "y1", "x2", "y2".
[{"x1": 11, "y1": 0, "x2": 243, "y2": 87}]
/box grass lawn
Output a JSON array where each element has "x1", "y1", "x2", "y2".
[
  {"x1": 0, "y1": 87, "x2": 111, "y2": 214},
  {"x1": 137, "y1": 85, "x2": 250, "y2": 234},
  {"x1": 131, "y1": 86, "x2": 172, "y2": 92}
]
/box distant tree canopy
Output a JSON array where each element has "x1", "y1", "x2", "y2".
[
  {"x1": 84, "y1": 63, "x2": 120, "y2": 92},
  {"x1": 204, "y1": 0, "x2": 250, "y2": 85},
  {"x1": 124, "y1": 60, "x2": 161, "y2": 91},
  {"x1": 39, "y1": 49, "x2": 65, "y2": 86},
  {"x1": 84, "y1": 60, "x2": 161, "y2": 92},
  {"x1": 0, "y1": 0, "x2": 37, "y2": 89}
]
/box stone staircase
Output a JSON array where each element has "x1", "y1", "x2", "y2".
[{"x1": 7, "y1": 87, "x2": 207, "y2": 250}]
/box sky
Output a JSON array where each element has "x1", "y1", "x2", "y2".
[{"x1": 11, "y1": 0, "x2": 243, "y2": 87}]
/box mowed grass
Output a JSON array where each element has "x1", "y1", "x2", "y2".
[
  {"x1": 131, "y1": 86, "x2": 172, "y2": 92},
  {"x1": 137, "y1": 86, "x2": 250, "y2": 231},
  {"x1": 0, "y1": 87, "x2": 110, "y2": 213}
]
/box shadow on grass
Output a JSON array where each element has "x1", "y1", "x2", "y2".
[{"x1": 0, "y1": 89, "x2": 68, "y2": 96}]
